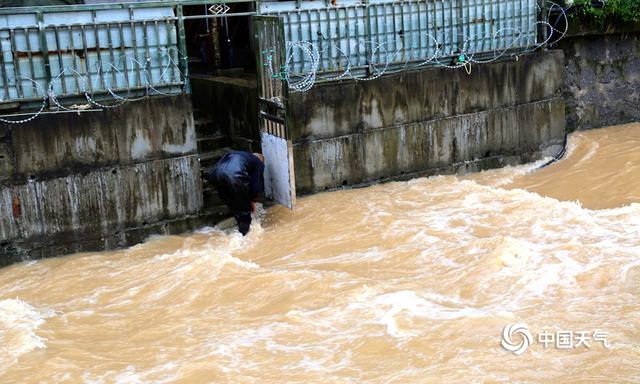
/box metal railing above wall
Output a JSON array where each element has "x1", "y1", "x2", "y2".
[
  {"x1": 0, "y1": 0, "x2": 255, "y2": 121},
  {"x1": 257, "y1": 0, "x2": 566, "y2": 91},
  {"x1": 0, "y1": 7, "x2": 181, "y2": 104}
]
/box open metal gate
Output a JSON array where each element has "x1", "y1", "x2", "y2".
[{"x1": 254, "y1": 15, "x2": 296, "y2": 209}]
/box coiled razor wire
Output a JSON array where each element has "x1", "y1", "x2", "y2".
[
  {"x1": 0, "y1": 1, "x2": 571, "y2": 122},
  {"x1": 284, "y1": 41, "x2": 320, "y2": 93},
  {"x1": 0, "y1": 47, "x2": 185, "y2": 124},
  {"x1": 269, "y1": 0, "x2": 568, "y2": 92}
]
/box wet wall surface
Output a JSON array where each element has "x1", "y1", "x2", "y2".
[
  {"x1": 559, "y1": 31, "x2": 640, "y2": 131},
  {"x1": 288, "y1": 51, "x2": 566, "y2": 193},
  {"x1": 0, "y1": 95, "x2": 205, "y2": 265}
]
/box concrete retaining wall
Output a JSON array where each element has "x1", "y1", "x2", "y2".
[
  {"x1": 558, "y1": 31, "x2": 640, "y2": 131},
  {"x1": 0, "y1": 49, "x2": 571, "y2": 264},
  {"x1": 0, "y1": 95, "x2": 207, "y2": 265},
  {"x1": 289, "y1": 50, "x2": 566, "y2": 193}
]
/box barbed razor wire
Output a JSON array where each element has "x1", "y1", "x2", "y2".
[
  {"x1": 0, "y1": 47, "x2": 185, "y2": 124},
  {"x1": 272, "y1": 0, "x2": 568, "y2": 93}
]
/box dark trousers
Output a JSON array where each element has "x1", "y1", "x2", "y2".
[{"x1": 210, "y1": 173, "x2": 252, "y2": 235}]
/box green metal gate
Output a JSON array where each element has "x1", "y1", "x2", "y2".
[{"x1": 254, "y1": 15, "x2": 296, "y2": 210}]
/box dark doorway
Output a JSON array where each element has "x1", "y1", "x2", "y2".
[{"x1": 182, "y1": 3, "x2": 256, "y2": 75}]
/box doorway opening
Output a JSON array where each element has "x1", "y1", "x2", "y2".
[{"x1": 180, "y1": 3, "x2": 261, "y2": 212}]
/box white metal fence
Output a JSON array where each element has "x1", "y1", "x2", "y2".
[
  {"x1": 258, "y1": 0, "x2": 565, "y2": 89},
  {"x1": 0, "y1": 6, "x2": 183, "y2": 106}
]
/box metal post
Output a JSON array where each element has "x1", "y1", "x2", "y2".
[
  {"x1": 456, "y1": 0, "x2": 463, "y2": 55},
  {"x1": 537, "y1": 0, "x2": 548, "y2": 45},
  {"x1": 176, "y1": 4, "x2": 191, "y2": 93},
  {"x1": 128, "y1": 7, "x2": 142, "y2": 89},
  {"x1": 36, "y1": 11, "x2": 52, "y2": 107},
  {"x1": 363, "y1": 0, "x2": 372, "y2": 76},
  {"x1": 0, "y1": 37, "x2": 10, "y2": 100}
]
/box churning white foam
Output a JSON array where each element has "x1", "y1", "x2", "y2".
[
  {"x1": 477, "y1": 158, "x2": 551, "y2": 187},
  {"x1": 0, "y1": 298, "x2": 54, "y2": 366}
]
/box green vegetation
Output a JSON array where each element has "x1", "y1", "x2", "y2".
[{"x1": 570, "y1": 0, "x2": 640, "y2": 27}]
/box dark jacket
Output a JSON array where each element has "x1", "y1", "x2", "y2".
[{"x1": 207, "y1": 151, "x2": 264, "y2": 235}]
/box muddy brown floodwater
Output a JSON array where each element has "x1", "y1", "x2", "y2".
[{"x1": 1, "y1": 123, "x2": 639, "y2": 383}]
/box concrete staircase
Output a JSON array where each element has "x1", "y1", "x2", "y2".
[{"x1": 193, "y1": 109, "x2": 231, "y2": 215}]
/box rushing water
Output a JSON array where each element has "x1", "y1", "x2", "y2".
[{"x1": 1, "y1": 123, "x2": 639, "y2": 383}]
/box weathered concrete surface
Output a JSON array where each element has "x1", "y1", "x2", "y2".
[
  {"x1": 0, "y1": 206, "x2": 226, "y2": 267},
  {"x1": 289, "y1": 51, "x2": 566, "y2": 193},
  {"x1": 558, "y1": 31, "x2": 640, "y2": 131},
  {"x1": 0, "y1": 155, "x2": 205, "y2": 266},
  {"x1": 0, "y1": 95, "x2": 209, "y2": 266},
  {"x1": 289, "y1": 51, "x2": 563, "y2": 141},
  {"x1": 1, "y1": 94, "x2": 196, "y2": 182},
  {"x1": 0, "y1": 155, "x2": 202, "y2": 240},
  {"x1": 294, "y1": 100, "x2": 565, "y2": 191}
]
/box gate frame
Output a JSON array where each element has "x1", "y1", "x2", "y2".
[{"x1": 253, "y1": 14, "x2": 297, "y2": 209}]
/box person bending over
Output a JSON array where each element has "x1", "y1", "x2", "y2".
[{"x1": 206, "y1": 151, "x2": 265, "y2": 235}]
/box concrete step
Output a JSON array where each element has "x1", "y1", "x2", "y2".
[
  {"x1": 194, "y1": 117, "x2": 218, "y2": 136},
  {"x1": 194, "y1": 117, "x2": 213, "y2": 126},
  {"x1": 198, "y1": 147, "x2": 232, "y2": 171},
  {"x1": 197, "y1": 133, "x2": 229, "y2": 153},
  {"x1": 199, "y1": 204, "x2": 230, "y2": 223}
]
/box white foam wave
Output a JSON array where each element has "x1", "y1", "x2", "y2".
[
  {"x1": 154, "y1": 207, "x2": 264, "y2": 271},
  {"x1": 574, "y1": 138, "x2": 600, "y2": 165},
  {"x1": 371, "y1": 290, "x2": 491, "y2": 337},
  {"x1": 476, "y1": 158, "x2": 552, "y2": 187},
  {"x1": 0, "y1": 298, "x2": 54, "y2": 366}
]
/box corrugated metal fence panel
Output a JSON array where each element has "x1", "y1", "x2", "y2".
[
  {"x1": 0, "y1": 7, "x2": 180, "y2": 103},
  {"x1": 259, "y1": 0, "x2": 538, "y2": 77}
]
